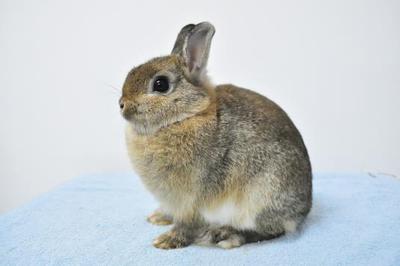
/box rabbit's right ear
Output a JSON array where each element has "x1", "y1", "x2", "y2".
[{"x1": 172, "y1": 22, "x2": 215, "y2": 85}]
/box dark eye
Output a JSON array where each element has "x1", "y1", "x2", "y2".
[{"x1": 152, "y1": 76, "x2": 170, "y2": 93}]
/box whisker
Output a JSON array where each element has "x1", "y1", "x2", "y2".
[
  {"x1": 102, "y1": 83, "x2": 121, "y2": 98},
  {"x1": 106, "y1": 83, "x2": 121, "y2": 93}
]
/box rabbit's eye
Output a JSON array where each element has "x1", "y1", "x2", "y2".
[{"x1": 152, "y1": 76, "x2": 170, "y2": 93}]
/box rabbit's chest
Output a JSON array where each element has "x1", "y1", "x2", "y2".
[
  {"x1": 125, "y1": 125, "x2": 198, "y2": 182},
  {"x1": 129, "y1": 134, "x2": 195, "y2": 171},
  {"x1": 126, "y1": 129, "x2": 200, "y2": 211}
]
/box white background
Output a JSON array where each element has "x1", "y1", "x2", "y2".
[{"x1": 1, "y1": 0, "x2": 399, "y2": 213}]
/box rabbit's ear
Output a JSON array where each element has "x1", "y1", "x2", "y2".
[
  {"x1": 172, "y1": 22, "x2": 215, "y2": 84},
  {"x1": 171, "y1": 24, "x2": 195, "y2": 55}
]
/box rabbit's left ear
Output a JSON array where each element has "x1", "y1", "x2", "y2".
[
  {"x1": 172, "y1": 22, "x2": 215, "y2": 84},
  {"x1": 171, "y1": 24, "x2": 195, "y2": 55}
]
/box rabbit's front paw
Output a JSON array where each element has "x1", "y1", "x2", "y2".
[
  {"x1": 147, "y1": 210, "x2": 173, "y2": 225},
  {"x1": 153, "y1": 230, "x2": 191, "y2": 249}
]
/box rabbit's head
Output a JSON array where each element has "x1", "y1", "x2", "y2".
[{"x1": 120, "y1": 22, "x2": 216, "y2": 135}]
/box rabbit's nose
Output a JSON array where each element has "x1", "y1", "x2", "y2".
[{"x1": 119, "y1": 98, "x2": 125, "y2": 110}]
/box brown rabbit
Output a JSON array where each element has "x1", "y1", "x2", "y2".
[{"x1": 120, "y1": 22, "x2": 312, "y2": 249}]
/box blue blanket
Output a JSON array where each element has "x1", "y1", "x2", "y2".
[{"x1": 1, "y1": 172, "x2": 399, "y2": 266}]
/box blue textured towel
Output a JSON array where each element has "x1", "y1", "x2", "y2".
[{"x1": 1, "y1": 172, "x2": 399, "y2": 266}]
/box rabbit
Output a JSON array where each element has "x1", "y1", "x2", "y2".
[{"x1": 120, "y1": 22, "x2": 312, "y2": 249}]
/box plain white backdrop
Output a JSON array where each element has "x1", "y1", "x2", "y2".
[{"x1": 1, "y1": 0, "x2": 399, "y2": 213}]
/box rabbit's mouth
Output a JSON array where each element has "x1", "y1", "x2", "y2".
[
  {"x1": 122, "y1": 108, "x2": 160, "y2": 135},
  {"x1": 121, "y1": 108, "x2": 136, "y2": 121},
  {"x1": 120, "y1": 101, "x2": 143, "y2": 121}
]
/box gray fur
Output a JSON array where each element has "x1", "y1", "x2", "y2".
[{"x1": 193, "y1": 85, "x2": 312, "y2": 236}]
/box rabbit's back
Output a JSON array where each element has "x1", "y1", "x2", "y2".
[
  {"x1": 215, "y1": 84, "x2": 305, "y2": 148},
  {"x1": 213, "y1": 84, "x2": 311, "y2": 185},
  {"x1": 197, "y1": 84, "x2": 312, "y2": 232}
]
